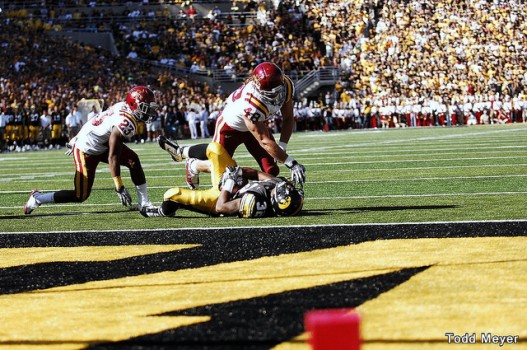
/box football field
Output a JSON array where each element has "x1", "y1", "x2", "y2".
[{"x1": 0, "y1": 124, "x2": 526, "y2": 349}]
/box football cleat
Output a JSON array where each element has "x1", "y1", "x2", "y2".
[
  {"x1": 185, "y1": 158, "x2": 200, "y2": 190},
  {"x1": 137, "y1": 201, "x2": 153, "y2": 212},
  {"x1": 24, "y1": 190, "x2": 42, "y2": 215},
  {"x1": 158, "y1": 135, "x2": 183, "y2": 162},
  {"x1": 140, "y1": 205, "x2": 163, "y2": 218}
]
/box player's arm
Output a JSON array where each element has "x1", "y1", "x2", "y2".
[
  {"x1": 278, "y1": 98, "x2": 294, "y2": 149},
  {"x1": 108, "y1": 126, "x2": 123, "y2": 179},
  {"x1": 240, "y1": 166, "x2": 273, "y2": 181},
  {"x1": 109, "y1": 126, "x2": 132, "y2": 206},
  {"x1": 244, "y1": 117, "x2": 288, "y2": 163},
  {"x1": 244, "y1": 117, "x2": 306, "y2": 184},
  {"x1": 215, "y1": 190, "x2": 241, "y2": 216}
]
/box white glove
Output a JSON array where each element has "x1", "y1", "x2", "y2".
[
  {"x1": 220, "y1": 166, "x2": 243, "y2": 192},
  {"x1": 285, "y1": 159, "x2": 306, "y2": 185},
  {"x1": 64, "y1": 137, "x2": 77, "y2": 156},
  {"x1": 115, "y1": 186, "x2": 132, "y2": 207}
]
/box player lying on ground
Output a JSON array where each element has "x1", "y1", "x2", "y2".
[{"x1": 140, "y1": 142, "x2": 304, "y2": 218}]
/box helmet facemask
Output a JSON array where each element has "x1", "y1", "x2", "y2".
[
  {"x1": 134, "y1": 100, "x2": 159, "y2": 123},
  {"x1": 258, "y1": 81, "x2": 286, "y2": 105},
  {"x1": 251, "y1": 62, "x2": 287, "y2": 105}
]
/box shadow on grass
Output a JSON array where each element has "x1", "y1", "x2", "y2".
[{"x1": 302, "y1": 204, "x2": 459, "y2": 216}]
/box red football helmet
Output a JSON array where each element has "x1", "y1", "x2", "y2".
[
  {"x1": 125, "y1": 86, "x2": 159, "y2": 123},
  {"x1": 251, "y1": 62, "x2": 286, "y2": 105}
]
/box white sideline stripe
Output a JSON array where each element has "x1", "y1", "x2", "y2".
[
  {"x1": 303, "y1": 155, "x2": 527, "y2": 166},
  {"x1": 3, "y1": 191, "x2": 527, "y2": 209},
  {"x1": 2, "y1": 219, "x2": 527, "y2": 235},
  {"x1": 306, "y1": 163, "x2": 527, "y2": 174}
]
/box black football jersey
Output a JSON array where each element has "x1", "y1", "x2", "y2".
[
  {"x1": 51, "y1": 112, "x2": 62, "y2": 125},
  {"x1": 235, "y1": 178, "x2": 281, "y2": 200},
  {"x1": 29, "y1": 112, "x2": 40, "y2": 126}
]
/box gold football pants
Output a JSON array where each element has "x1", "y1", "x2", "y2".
[{"x1": 163, "y1": 142, "x2": 237, "y2": 214}]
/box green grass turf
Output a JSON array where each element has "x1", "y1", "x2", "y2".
[{"x1": 1, "y1": 123, "x2": 526, "y2": 232}]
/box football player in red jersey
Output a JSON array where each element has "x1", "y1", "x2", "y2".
[
  {"x1": 159, "y1": 62, "x2": 305, "y2": 190},
  {"x1": 24, "y1": 86, "x2": 158, "y2": 215}
]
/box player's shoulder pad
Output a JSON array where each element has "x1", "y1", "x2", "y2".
[
  {"x1": 114, "y1": 103, "x2": 138, "y2": 137},
  {"x1": 245, "y1": 94, "x2": 268, "y2": 122}
]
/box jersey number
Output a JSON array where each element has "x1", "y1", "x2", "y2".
[
  {"x1": 118, "y1": 118, "x2": 134, "y2": 136},
  {"x1": 231, "y1": 85, "x2": 245, "y2": 102}
]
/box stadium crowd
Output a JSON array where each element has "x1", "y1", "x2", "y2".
[{"x1": 1, "y1": 0, "x2": 527, "y2": 152}]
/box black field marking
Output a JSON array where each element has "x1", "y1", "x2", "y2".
[
  {"x1": 0, "y1": 222, "x2": 525, "y2": 294},
  {"x1": 89, "y1": 267, "x2": 427, "y2": 350}
]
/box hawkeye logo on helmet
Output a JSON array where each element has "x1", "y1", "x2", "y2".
[{"x1": 278, "y1": 196, "x2": 291, "y2": 209}]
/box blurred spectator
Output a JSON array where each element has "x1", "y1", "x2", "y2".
[
  {"x1": 0, "y1": 109, "x2": 6, "y2": 152},
  {"x1": 65, "y1": 105, "x2": 83, "y2": 140},
  {"x1": 164, "y1": 105, "x2": 180, "y2": 140},
  {"x1": 87, "y1": 105, "x2": 99, "y2": 121},
  {"x1": 199, "y1": 104, "x2": 210, "y2": 139},
  {"x1": 186, "y1": 107, "x2": 199, "y2": 140},
  {"x1": 50, "y1": 105, "x2": 64, "y2": 149},
  {"x1": 40, "y1": 108, "x2": 52, "y2": 149}
]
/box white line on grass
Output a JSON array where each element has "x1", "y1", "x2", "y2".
[
  {"x1": 2, "y1": 169, "x2": 527, "y2": 187},
  {"x1": 2, "y1": 156, "x2": 527, "y2": 181},
  {"x1": 2, "y1": 191, "x2": 527, "y2": 209},
  {"x1": 299, "y1": 127, "x2": 527, "y2": 152},
  {"x1": 308, "y1": 174, "x2": 527, "y2": 183},
  {"x1": 313, "y1": 191, "x2": 527, "y2": 200}
]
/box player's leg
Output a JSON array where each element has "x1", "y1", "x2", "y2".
[
  {"x1": 243, "y1": 134, "x2": 280, "y2": 176},
  {"x1": 205, "y1": 142, "x2": 237, "y2": 189},
  {"x1": 54, "y1": 148, "x2": 98, "y2": 203},
  {"x1": 141, "y1": 187, "x2": 220, "y2": 217},
  {"x1": 119, "y1": 144, "x2": 152, "y2": 209},
  {"x1": 24, "y1": 149, "x2": 98, "y2": 214},
  {"x1": 185, "y1": 141, "x2": 238, "y2": 190},
  {"x1": 158, "y1": 136, "x2": 209, "y2": 161}
]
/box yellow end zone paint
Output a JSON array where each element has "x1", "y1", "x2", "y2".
[
  {"x1": 0, "y1": 237, "x2": 525, "y2": 349},
  {"x1": 0, "y1": 245, "x2": 200, "y2": 269}
]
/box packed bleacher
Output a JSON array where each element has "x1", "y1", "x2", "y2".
[{"x1": 1, "y1": 0, "x2": 527, "y2": 152}]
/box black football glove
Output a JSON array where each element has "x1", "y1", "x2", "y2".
[{"x1": 115, "y1": 186, "x2": 132, "y2": 207}]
